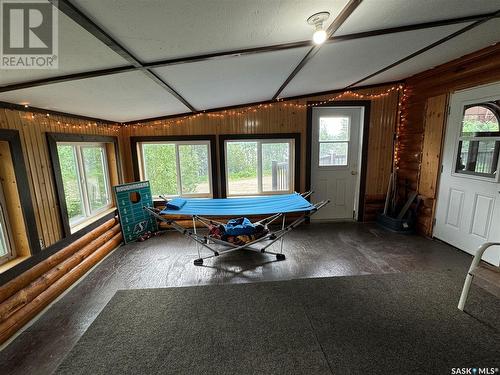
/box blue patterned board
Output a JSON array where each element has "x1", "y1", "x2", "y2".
[{"x1": 114, "y1": 181, "x2": 157, "y2": 244}]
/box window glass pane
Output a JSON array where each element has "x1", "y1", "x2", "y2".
[
  {"x1": 226, "y1": 141, "x2": 258, "y2": 195},
  {"x1": 319, "y1": 142, "x2": 348, "y2": 166},
  {"x1": 462, "y1": 105, "x2": 499, "y2": 135},
  {"x1": 142, "y1": 144, "x2": 178, "y2": 196},
  {"x1": 319, "y1": 117, "x2": 349, "y2": 141},
  {"x1": 0, "y1": 216, "x2": 8, "y2": 257},
  {"x1": 82, "y1": 146, "x2": 111, "y2": 212},
  {"x1": 57, "y1": 145, "x2": 84, "y2": 222},
  {"x1": 262, "y1": 142, "x2": 290, "y2": 191},
  {"x1": 456, "y1": 140, "x2": 499, "y2": 177},
  {"x1": 178, "y1": 144, "x2": 210, "y2": 194}
]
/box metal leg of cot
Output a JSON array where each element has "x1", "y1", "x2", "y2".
[
  {"x1": 192, "y1": 216, "x2": 203, "y2": 265},
  {"x1": 276, "y1": 214, "x2": 286, "y2": 261}
]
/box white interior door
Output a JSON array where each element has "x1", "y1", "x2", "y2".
[
  {"x1": 434, "y1": 82, "x2": 500, "y2": 266},
  {"x1": 311, "y1": 107, "x2": 363, "y2": 221}
]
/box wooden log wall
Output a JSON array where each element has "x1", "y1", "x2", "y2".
[
  {"x1": 0, "y1": 109, "x2": 121, "y2": 250},
  {"x1": 0, "y1": 217, "x2": 122, "y2": 345},
  {"x1": 120, "y1": 84, "x2": 400, "y2": 221},
  {"x1": 398, "y1": 43, "x2": 500, "y2": 236}
]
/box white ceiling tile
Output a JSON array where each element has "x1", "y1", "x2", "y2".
[
  {"x1": 337, "y1": 0, "x2": 500, "y2": 35},
  {"x1": 153, "y1": 47, "x2": 310, "y2": 109},
  {"x1": 0, "y1": 71, "x2": 190, "y2": 122},
  {"x1": 355, "y1": 19, "x2": 500, "y2": 86},
  {"x1": 280, "y1": 23, "x2": 469, "y2": 98},
  {"x1": 72, "y1": 0, "x2": 348, "y2": 61},
  {"x1": 0, "y1": 10, "x2": 129, "y2": 86}
]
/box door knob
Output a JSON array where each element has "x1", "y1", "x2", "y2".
[{"x1": 351, "y1": 171, "x2": 358, "y2": 175}]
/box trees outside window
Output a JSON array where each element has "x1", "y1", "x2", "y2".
[
  {"x1": 57, "y1": 143, "x2": 112, "y2": 228},
  {"x1": 140, "y1": 141, "x2": 211, "y2": 198},
  {"x1": 225, "y1": 139, "x2": 294, "y2": 196}
]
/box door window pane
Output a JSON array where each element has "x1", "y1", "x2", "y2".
[
  {"x1": 142, "y1": 144, "x2": 178, "y2": 196},
  {"x1": 262, "y1": 143, "x2": 289, "y2": 191},
  {"x1": 82, "y1": 147, "x2": 110, "y2": 212},
  {"x1": 226, "y1": 142, "x2": 258, "y2": 195},
  {"x1": 456, "y1": 140, "x2": 499, "y2": 177},
  {"x1": 455, "y1": 102, "x2": 500, "y2": 178},
  {"x1": 179, "y1": 144, "x2": 210, "y2": 194},
  {"x1": 57, "y1": 145, "x2": 84, "y2": 222},
  {"x1": 319, "y1": 117, "x2": 349, "y2": 141},
  {"x1": 461, "y1": 105, "x2": 499, "y2": 135},
  {"x1": 319, "y1": 142, "x2": 348, "y2": 166}
]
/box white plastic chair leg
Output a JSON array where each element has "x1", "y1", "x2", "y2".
[{"x1": 458, "y1": 242, "x2": 500, "y2": 310}]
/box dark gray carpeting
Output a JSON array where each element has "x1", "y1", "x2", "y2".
[{"x1": 55, "y1": 271, "x2": 500, "y2": 375}]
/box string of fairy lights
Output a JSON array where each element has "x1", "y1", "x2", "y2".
[
  {"x1": 20, "y1": 85, "x2": 408, "y2": 150},
  {"x1": 394, "y1": 85, "x2": 409, "y2": 170}
]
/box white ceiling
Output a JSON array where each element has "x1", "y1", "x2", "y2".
[
  {"x1": 0, "y1": 0, "x2": 498, "y2": 122},
  {"x1": 72, "y1": 0, "x2": 349, "y2": 61},
  {"x1": 336, "y1": 0, "x2": 500, "y2": 35},
  {"x1": 356, "y1": 18, "x2": 500, "y2": 86},
  {"x1": 0, "y1": 71, "x2": 190, "y2": 122},
  {"x1": 281, "y1": 23, "x2": 469, "y2": 97},
  {"x1": 152, "y1": 47, "x2": 310, "y2": 110}
]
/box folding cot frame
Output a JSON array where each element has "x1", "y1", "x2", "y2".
[{"x1": 143, "y1": 192, "x2": 329, "y2": 265}]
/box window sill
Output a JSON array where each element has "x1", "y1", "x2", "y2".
[
  {"x1": 70, "y1": 207, "x2": 116, "y2": 234},
  {"x1": 0, "y1": 256, "x2": 30, "y2": 274}
]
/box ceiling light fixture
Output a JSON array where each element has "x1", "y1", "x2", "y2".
[{"x1": 307, "y1": 12, "x2": 330, "y2": 45}]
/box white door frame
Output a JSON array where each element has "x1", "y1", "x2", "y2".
[{"x1": 307, "y1": 102, "x2": 370, "y2": 221}]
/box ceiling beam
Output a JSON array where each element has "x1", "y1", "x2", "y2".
[
  {"x1": 0, "y1": 66, "x2": 136, "y2": 93},
  {"x1": 48, "y1": 0, "x2": 197, "y2": 112},
  {"x1": 271, "y1": 0, "x2": 363, "y2": 100},
  {"x1": 346, "y1": 10, "x2": 500, "y2": 88},
  {"x1": 0, "y1": 12, "x2": 496, "y2": 94}
]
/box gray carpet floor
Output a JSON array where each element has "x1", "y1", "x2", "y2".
[{"x1": 55, "y1": 271, "x2": 500, "y2": 375}]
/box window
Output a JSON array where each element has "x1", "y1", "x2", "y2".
[
  {"x1": 455, "y1": 103, "x2": 500, "y2": 178},
  {"x1": 0, "y1": 185, "x2": 14, "y2": 265},
  {"x1": 139, "y1": 141, "x2": 212, "y2": 198},
  {"x1": 225, "y1": 139, "x2": 294, "y2": 196},
  {"x1": 318, "y1": 116, "x2": 350, "y2": 166},
  {"x1": 57, "y1": 143, "x2": 112, "y2": 228}
]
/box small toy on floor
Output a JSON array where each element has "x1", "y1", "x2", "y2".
[{"x1": 137, "y1": 230, "x2": 166, "y2": 242}]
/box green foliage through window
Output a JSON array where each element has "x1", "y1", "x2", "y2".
[
  {"x1": 141, "y1": 142, "x2": 211, "y2": 197},
  {"x1": 57, "y1": 143, "x2": 111, "y2": 225}
]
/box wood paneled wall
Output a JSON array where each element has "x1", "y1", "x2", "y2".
[
  {"x1": 398, "y1": 43, "x2": 500, "y2": 235},
  {"x1": 119, "y1": 85, "x2": 400, "y2": 220},
  {"x1": 0, "y1": 84, "x2": 399, "y2": 260},
  {"x1": 0, "y1": 109, "x2": 119, "y2": 251}
]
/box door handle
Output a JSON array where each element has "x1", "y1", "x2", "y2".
[{"x1": 351, "y1": 171, "x2": 358, "y2": 175}]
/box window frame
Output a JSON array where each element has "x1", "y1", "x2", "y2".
[
  {"x1": 0, "y1": 183, "x2": 15, "y2": 265},
  {"x1": 138, "y1": 140, "x2": 214, "y2": 198},
  {"x1": 56, "y1": 142, "x2": 113, "y2": 227},
  {"x1": 47, "y1": 133, "x2": 122, "y2": 237},
  {"x1": 130, "y1": 135, "x2": 218, "y2": 200},
  {"x1": 452, "y1": 102, "x2": 500, "y2": 181},
  {"x1": 219, "y1": 133, "x2": 301, "y2": 198},
  {"x1": 0, "y1": 129, "x2": 41, "y2": 256}
]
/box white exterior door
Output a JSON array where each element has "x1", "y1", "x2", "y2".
[
  {"x1": 311, "y1": 107, "x2": 363, "y2": 221},
  {"x1": 434, "y1": 83, "x2": 500, "y2": 266}
]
